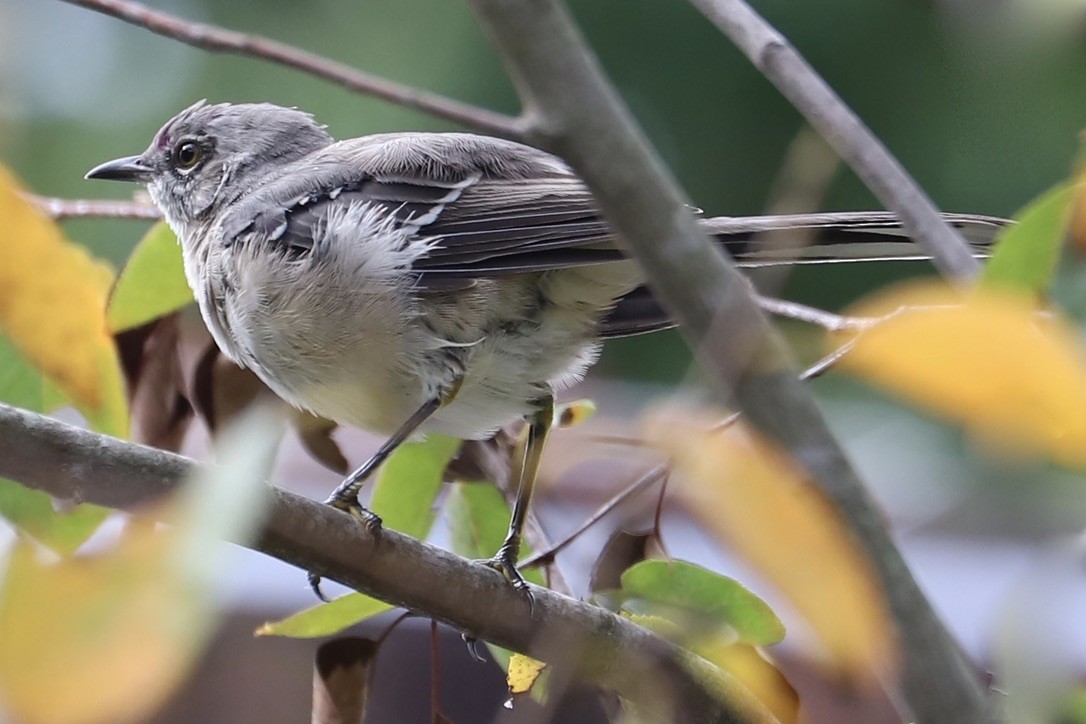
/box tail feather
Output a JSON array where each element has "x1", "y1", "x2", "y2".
[{"x1": 599, "y1": 211, "x2": 1009, "y2": 338}]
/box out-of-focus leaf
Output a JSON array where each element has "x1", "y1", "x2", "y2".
[
  {"x1": 369, "y1": 434, "x2": 461, "y2": 536},
  {"x1": 507, "y1": 653, "x2": 547, "y2": 695},
  {"x1": 623, "y1": 613, "x2": 782, "y2": 724},
  {"x1": 191, "y1": 344, "x2": 270, "y2": 431},
  {"x1": 645, "y1": 411, "x2": 896, "y2": 685},
  {"x1": 445, "y1": 483, "x2": 542, "y2": 587},
  {"x1": 312, "y1": 637, "x2": 378, "y2": 724},
  {"x1": 0, "y1": 164, "x2": 127, "y2": 438},
  {"x1": 982, "y1": 183, "x2": 1071, "y2": 295},
  {"x1": 839, "y1": 282, "x2": 1086, "y2": 469},
  {"x1": 692, "y1": 640, "x2": 798, "y2": 724},
  {"x1": 0, "y1": 407, "x2": 277, "y2": 724},
  {"x1": 555, "y1": 398, "x2": 596, "y2": 429},
  {"x1": 117, "y1": 315, "x2": 193, "y2": 452},
  {"x1": 293, "y1": 411, "x2": 348, "y2": 475},
  {"x1": 107, "y1": 222, "x2": 193, "y2": 333},
  {"x1": 0, "y1": 334, "x2": 109, "y2": 552},
  {"x1": 589, "y1": 530, "x2": 652, "y2": 593},
  {"x1": 0, "y1": 480, "x2": 109, "y2": 556},
  {"x1": 615, "y1": 560, "x2": 785, "y2": 646},
  {"x1": 256, "y1": 593, "x2": 392, "y2": 639}
]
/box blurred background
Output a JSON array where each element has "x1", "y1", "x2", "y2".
[{"x1": 2, "y1": 0, "x2": 1086, "y2": 721}]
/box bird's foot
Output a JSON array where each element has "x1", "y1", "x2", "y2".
[
  {"x1": 307, "y1": 493, "x2": 384, "y2": 601},
  {"x1": 480, "y1": 543, "x2": 535, "y2": 614}
]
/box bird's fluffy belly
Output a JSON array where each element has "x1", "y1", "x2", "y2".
[{"x1": 219, "y1": 255, "x2": 614, "y2": 439}]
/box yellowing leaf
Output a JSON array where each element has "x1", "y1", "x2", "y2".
[
  {"x1": 107, "y1": 222, "x2": 193, "y2": 332},
  {"x1": 0, "y1": 406, "x2": 276, "y2": 724},
  {"x1": 555, "y1": 398, "x2": 597, "y2": 429},
  {"x1": 623, "y1": 613, "x2": 782, "y2": 724},
  {"x1": 256, "y1": 593, "x2": 392, "y2": 639},
  {"x1": 0, "y1": 165, "x2": 127, "y2": 437},
  {"x1": 839, "y1": 282, "x2": 1086, "y2": 468},
  {"x1": 645, "y1": 411, "x2": 896, "y2": 685},
  {"x1": 0, "y1": 524, "x2": 203, "y2": 724},
  {"x1": 696, "y1": 643, "x2": 798, "y2": 724},
  {"x1": 507, "y1": 653, "x2": 547, "y2": 695}
]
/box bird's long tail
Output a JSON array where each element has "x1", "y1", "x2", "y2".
[{"x1": 599, "y1": 211, "x2": 1009, "y2": 337}]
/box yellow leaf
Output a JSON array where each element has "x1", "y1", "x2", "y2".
[
  {"x1": 0, "y1": 521, "x2": 206, "y2": 724},
  {"x1": 696, "y1": 642, "x2": 798, "y2": 724},
  {"x1": 507, "y1": 652, "x2": 547, "y2": 695},
  {"x1": 838, "y1": 282, "x2": 1086, "y2": 468},
  {"x1": 0, "y1": 165, "x2": 127, "y2": 437},
  {"x1": 645, "y1": 411, "x2": 897, "y2": 685}
]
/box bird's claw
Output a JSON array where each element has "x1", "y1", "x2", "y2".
[
  {"x1": 306, "y1": 494, "x2": 384, "y2": 601},
  {"x1": 481, "y1": 545, "x2": 536, "y2": 614},
  {"x1": 325, "y1": 493, "x2": 384, "y2": 534}
]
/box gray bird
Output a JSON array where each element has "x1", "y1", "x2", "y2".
[{"x1": 86, "y1": 100, "x2": 1005, "y2": 598}]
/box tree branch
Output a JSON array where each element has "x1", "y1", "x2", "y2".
[
  {"x1": 0, "y1": 403, "x2": 769, "y2": 724},
  {"x1": 24, "y1": 193, "x2": 161, "y2": 221},
  {"x1": 464, "y1": 1, "x2": 986, "y2": 722},
  {"x1": 59, "y1": 0, "x2": 523, "y2": 140},
  {"x1": 687, "y1": 0, "x2": 981, "y2": 281}
]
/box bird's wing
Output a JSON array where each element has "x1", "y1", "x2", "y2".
[
  {"x1": 218, "y1": 132, "x2": 630, "y2": 285},
  {"x1": 219, "y1": 132, "x2": 1008, "y2": 285}
]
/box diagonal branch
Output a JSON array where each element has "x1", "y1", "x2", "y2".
[
  {"x1": 0, "y1": 402, "x2": 768, "y2": 724},
  {"x1": 59, "y1": 0, "x2": 523, "y2": 139},
  {"x1": 464, "y1": 1, "x2": 986, "y2": 722},
  {"x1": 687, "y1": 0, "x2": 981, "y2": 281}
]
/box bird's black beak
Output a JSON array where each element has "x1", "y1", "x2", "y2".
[{"x1": 85, "y1": 155, "x2": 153, "y2": 182}]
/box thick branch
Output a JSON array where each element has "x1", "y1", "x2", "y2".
[
  {"x1": 0, "y1": 403, "x2": 768, "y2": 724},
  {"x1": 60, "y1": 0, "x2": 523, "y2": 139},
  {"x1": 464, "y1": 2, "x2": 986, "y2": 722},
  {"x1": 688, "y1": 0, "x2": 980, "y2": 280}
]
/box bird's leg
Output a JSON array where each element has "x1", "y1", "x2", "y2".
[
  {"x1": 322, "y1": 396, "x2": 443, "y2": 529},
  {"x1": 484, "y1": 394, "x2": 554, "y2": 608},
  {"x1": 309, "y1": 383, "x2": 460, "y2": 599}
]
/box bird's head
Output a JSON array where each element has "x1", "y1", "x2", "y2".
[{"x1": 85, "y1": 100, "x2": 333, "y2": 233}]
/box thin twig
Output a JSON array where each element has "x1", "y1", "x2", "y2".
[
  {"x1": 687, "y1": 0, "x2": 980, "y2": 281},
  {"x1": 25, "y1": 193, "x2": 161, "y2": 221},
  {"x1": 521, "y1": 462, "x2": 669, "y2": 569},
  {"x1": 755, "y1": 293, "x2": 873, "y2": 332},
  {"x1": 60, "y1": 0, "x2": 523, "y2": 139}
]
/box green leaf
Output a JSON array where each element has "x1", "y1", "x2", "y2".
[
  {"x1": 369, "y1": 434, "x2": 461, "y2": 537},
  {"x1": 0, "y1": 333, "x2": 110, "y2": 552},
  {"x1": 616, "y1": 560, "x2": 785, "y2": 646},
  {"x1": 256, "y1": 593, "x2": 392, "y2": 638},
  {"x1": 107, "y1": 222, "x2": 193, "y2": 333},
  {"x1": 982, "y1": 182, "x2": 1073, "y2": 295},
  {"x1": 0, "y1": 479, "x2": 110, "y2": 555},
  {"x1": 445, "y1": 483, "x2": 540, "y2": 584}
]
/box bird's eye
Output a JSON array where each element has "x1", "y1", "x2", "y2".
[{"x1": 173, "y1": 141, "x2": 202, "y2": 171}]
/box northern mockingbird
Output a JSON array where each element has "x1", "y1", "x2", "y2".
[{"x1": 86, "y1": 100, "x2": 1004, "y2": 599}]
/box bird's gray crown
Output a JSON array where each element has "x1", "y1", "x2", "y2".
[{"x1": 121, "y1": 100, "x2": 335, "y2": 227}]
